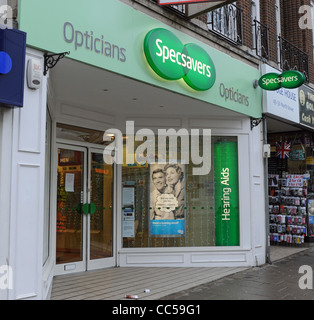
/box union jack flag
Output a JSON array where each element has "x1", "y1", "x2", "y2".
[{"x1": 275, "y1": 141, "x2": 291, "y2": 159}]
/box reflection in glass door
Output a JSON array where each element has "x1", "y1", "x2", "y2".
[
  {"x1": 88, "y1": 150, "x2": 114, "y2": 269},
  {"x1": 55, "y1": 145, "x2": 114, "y2": 274},
  {"x1": 56, "y1": 147, "x2": 86, "y2": 271}
]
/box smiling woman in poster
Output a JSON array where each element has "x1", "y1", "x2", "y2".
[{"x1": 164, "y1": 163, "x2": 185, "y2": 219}]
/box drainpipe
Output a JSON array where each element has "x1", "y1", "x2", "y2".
[{"x1": 263, "y1": 116, "x2": 272, "y2": 264}]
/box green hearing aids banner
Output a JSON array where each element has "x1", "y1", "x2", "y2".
[
  {"x1": 144, "y1": 28, "x2": 216, "y2": 91},
  {"x1": 214, "y1": 141, "x2": 239, "y2": 246}
]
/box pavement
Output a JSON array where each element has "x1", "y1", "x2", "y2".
[{"x1": 161, "y1": 245, "x2": 314, "y2": 300}]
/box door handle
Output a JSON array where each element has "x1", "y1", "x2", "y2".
[
  {"x1": 82, "y1": 202, "x2": 96, "y2": 215},
  {"x1": 76, "y1": 202, "x2": 96, "y2": 215}
]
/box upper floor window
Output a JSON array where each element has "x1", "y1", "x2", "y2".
[{"x1": 207, "y1": 2, "x2": 242, "y2": 45}]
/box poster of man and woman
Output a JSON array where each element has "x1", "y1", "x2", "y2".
[{"x1": 150, "y1": 163, "x2": 185, "y2": 236}]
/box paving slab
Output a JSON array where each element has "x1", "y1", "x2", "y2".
[{"x1": 161, "y1": 245, "x2": 314, "y2": 300}]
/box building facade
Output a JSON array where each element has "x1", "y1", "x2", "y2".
[
  {"x1": 258, "y1": 0, "x2": 314, "y2": 249},
  {"x1": 0, "y1": 0, "x2": 312, "y2": 300}
]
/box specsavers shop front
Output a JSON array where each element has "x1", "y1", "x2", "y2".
[{"x1": 0, "y1": 0, "x2": 264, "y2": 299}]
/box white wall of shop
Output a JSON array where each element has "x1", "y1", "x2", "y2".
[
  {"x1": 249, "y1": 122, "x2": 266, "y2": 266},
  {"x1": 6, "y1": 48, "x2": 47, "y2": 300},
  {"x1": 0, "y1": 108, "x2": 13, "y2": 300}
]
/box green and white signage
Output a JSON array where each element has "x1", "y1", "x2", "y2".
[
  {"x1": 259, "y1": 70, "x2": 305, "y2": 91},
  {"x1": 144, "y1": 28, "x2": 216, "y2": 91},
  {"x1": 18, "y1": 0, "x2": 262, "y2": 118},
  {"x1": 214, "y1": 141, "x2": 240, "y2": 246}
]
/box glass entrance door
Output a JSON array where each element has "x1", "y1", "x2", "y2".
[
  {"x1": 87, "y1": 149, "x2": 114, "y2": 270},
  {"x1": 55, "y1": 145, "x2": 114, "y2": 275}
]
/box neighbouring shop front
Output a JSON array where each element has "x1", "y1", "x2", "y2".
[
  {"x1": 3, "y1": 0, "x2": 264, "y2": 299},
  {"x1": 262, "y1": 64, "x2": 314, "y2": 251}
]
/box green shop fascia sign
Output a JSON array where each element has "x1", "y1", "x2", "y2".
[
  {"x1": 259, "y1": 70, "x2": 305, "y2": 91},
  {"x1": 144, "y1": 28, "x2": 216, "y2": 91},
  {"x1": 18, "y1": 0, "x2": 262, "y2": 118}
]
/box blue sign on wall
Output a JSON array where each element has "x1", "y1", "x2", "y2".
[{"x1": 0, "y1": 28, "x2": 26, "y2": 108}]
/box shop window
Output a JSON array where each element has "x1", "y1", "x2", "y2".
[
  {"x1": 268, "y1": 132, "x2": 314, "y2": 179},
  {"x1": 268, "y1": 132, "x2": 314, "y2": 245},
  {"x1": 122, "y1": 136, "x2": 240, "y2": 248},
  {"x1": 207, "y1": 2, "x2": 242, "y2": 45}
]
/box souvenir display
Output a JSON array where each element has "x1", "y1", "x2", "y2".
[
  {"x1": 268, "y1": 131, "x2": 314, "y2": 245},
  {"x1": 268, "y1": 173, "x2": 308, "y2": 245},
  {"x1": 307, "y1": 199, "x2": 314, "y2": 239}
]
